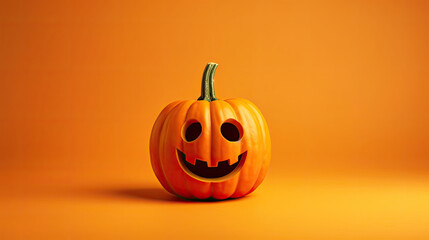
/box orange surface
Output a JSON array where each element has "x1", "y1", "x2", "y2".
[{"x1": 1, "y1": 0, "x2": 429, "y2": 239}]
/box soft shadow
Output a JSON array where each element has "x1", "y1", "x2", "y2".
[
  {"x1": 85, "y1": 186, "x2": 249, "y2": 203},
  {"x1": 93, "y1": 187, "x2": 185, "y2": 202}
]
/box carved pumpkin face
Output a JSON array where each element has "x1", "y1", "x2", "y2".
[
  {"x1": 150, "y1": 63, "x2": 271, "y2": 200},
  {"x1": 178, "y1": 117, "x2": 246, "y2": 180}
]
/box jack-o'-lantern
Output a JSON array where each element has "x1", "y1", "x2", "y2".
[{"x1": 150, "y1": 63, "x2": 271, "y2": 200}]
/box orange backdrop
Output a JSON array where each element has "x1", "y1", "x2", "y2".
[{"x1": 1, "y1": 0, "x2": 429, "y2": 239}]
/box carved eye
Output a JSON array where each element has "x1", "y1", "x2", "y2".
[
  {"x1": 184, "y1": 121, "x2": 202, "y2": 142},
  {"x1": 221, "y1": 119, "x2": 243, "y2": 142}
]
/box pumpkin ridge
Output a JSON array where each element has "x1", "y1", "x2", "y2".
[
  {"x1": 210, "y1": 100, "x2": 242, "y2": 199},
  {"x1": 220, "y1": 100, "x2": 242, "y2": 199},
  {"x1": 181, "y1": 100, "x2": 203, "y2": 199},
  {"x1": 159, "y1": 101, "x2": 194, "y2": 198},
  {"x1": 242, "y1": 99, "x2": 271, "y2": 195},
  {"x1": 150, "y1": 101, "x2": 181, "y2": 194},
  {"x1": 230, "y1": 99, "x2": 265, "y2": 198},
  {"x1": 225, "y1": 99, "x2": 252, "y2": 198}
]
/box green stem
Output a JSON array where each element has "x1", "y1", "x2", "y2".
[{"x1": 198, "y1": 62, "x2": 218, "y2": 102}]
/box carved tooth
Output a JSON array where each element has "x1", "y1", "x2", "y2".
[
  {"x1": 213, "y1": 160, "x2": 222, "y2": 168},
  {"x1": 195, "y1": 159, "x2": 208, "y2": 168},
  {"x1": 208, "y1": 160, "x2": 216, "y2": 168},
  {"x1": 217, "y1": 160, "x2": 230, "y2": 168},
  {"x1": 229, "y1": 156, "x2": 238, "y2": 165}
]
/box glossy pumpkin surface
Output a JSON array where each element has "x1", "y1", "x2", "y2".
[{"x1": 150, "y1": 63, "x2": 271, "y2": 200}]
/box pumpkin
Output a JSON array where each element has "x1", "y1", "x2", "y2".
[{"x1": 150, "y1": 63, "x2": 271, "y2": 200}]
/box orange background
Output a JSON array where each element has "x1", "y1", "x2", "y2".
[{"x1": 1, "y1": 0, "x2": 429, "y2": 239}]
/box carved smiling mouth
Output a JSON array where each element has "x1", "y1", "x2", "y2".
[{"x1": 177, "y1": 149, "x2": 247, "y2": 180}]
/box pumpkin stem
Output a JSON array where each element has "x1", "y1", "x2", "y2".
[{"x1": 198, "y1": 62, "x2": 218, "y2": 102}]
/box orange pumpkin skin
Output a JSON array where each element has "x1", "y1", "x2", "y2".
[{"x1": 149, "y1": 63, "x2": 271, "y2": 200}]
